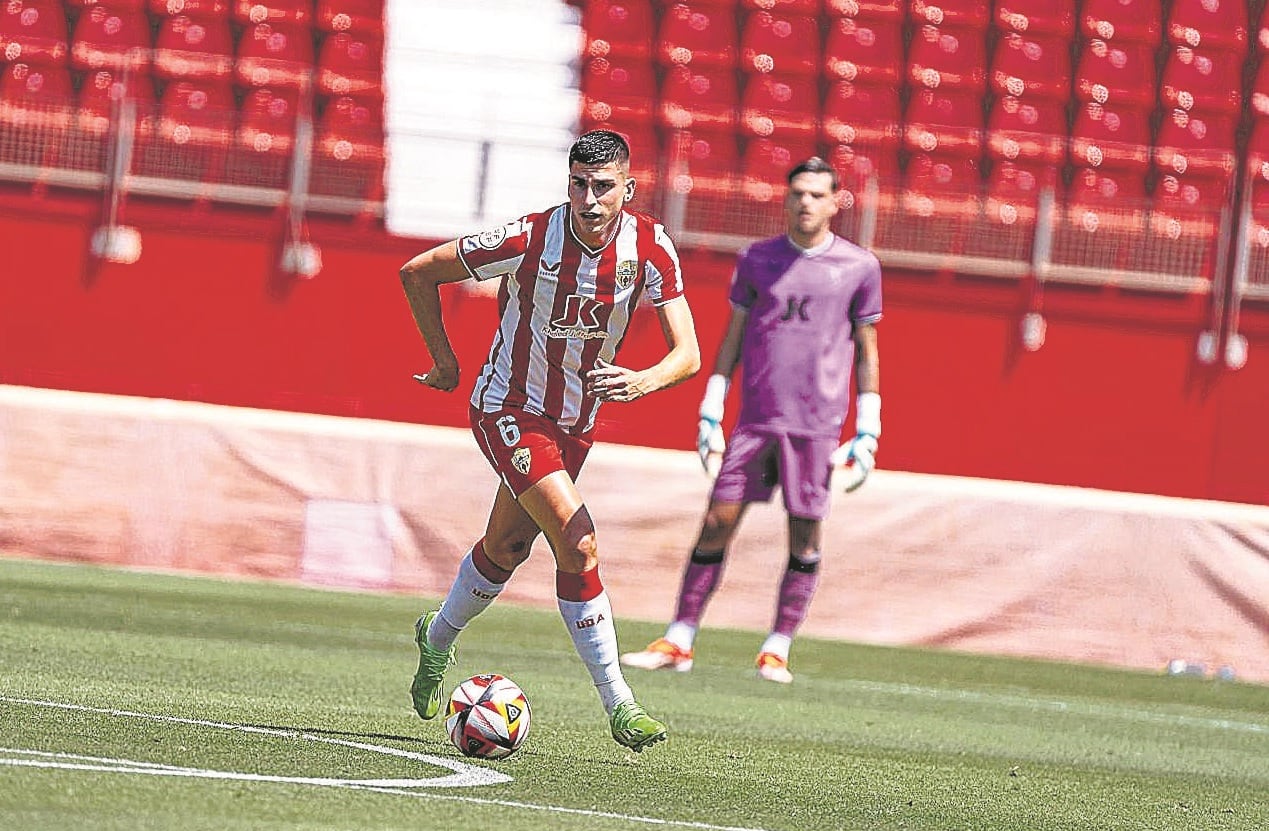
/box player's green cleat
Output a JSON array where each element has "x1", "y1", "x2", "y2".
[
  {"x1": 609, "y1": 700, "x2": 668, "y2": 752},
  {"x1": 410, "y1": 610, "x2": 455, "y2": 721}
]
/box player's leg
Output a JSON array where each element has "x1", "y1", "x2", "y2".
[
  {"x1": 411, "y1": 408, "x2": 546, "y2": 721},
  {"x1": 756, "y1": 434, "x2": 835, "y2": 683},
  {"x1": 624, "y1": 427, "x2": 780, "y2": 671},
  {"x1": 516, "y1": 469, "x2": 666, "y2": 751}
]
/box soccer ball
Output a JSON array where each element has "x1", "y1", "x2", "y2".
[{"x1": 445, "y1": 673, "x2": 531, "y2": 759}]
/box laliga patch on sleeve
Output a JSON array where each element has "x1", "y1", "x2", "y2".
[{"x1": 477, "y1": 226, "x2": 507, "y2": 250}]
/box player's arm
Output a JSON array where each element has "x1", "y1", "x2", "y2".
[
  {"x1": 587, "y1": 296, "x2": 701, "y2": 401},
  {"x1": 694, "y1": 305, "x2": 747, "y2": 471},
  {"x1": 833, "y1": 321, "x2": 882, "y2": 490},
  {"x1": 399, "y1": 240, "x2": 472, "y2": 392}
]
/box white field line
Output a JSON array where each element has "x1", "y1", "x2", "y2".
[{"x1": 0, "y1": 697, "x2": 775, "y2": 831}]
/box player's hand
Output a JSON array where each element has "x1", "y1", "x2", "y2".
[
  {"x1": 831, "y1": 433, "x2": 878, "y2": 493},
  {"x1": 697, "y1": 417, "x2": 725, "y2": 476},
  {"x1": 413, "y1": 362, "x2": 459, "y2": 392},
  {"x1": 586, "y1": 358, "x2": 650, "y2": 402}
]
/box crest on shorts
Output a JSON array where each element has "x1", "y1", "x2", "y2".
[
  {"x1": 615, "y1": 260, "x2": 638, "y2": 289},
  {"x1": 511, "y1": 447, "x2": 531, "y2": 475}
]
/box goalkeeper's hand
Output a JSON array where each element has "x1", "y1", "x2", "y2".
[
  {"x1": 696, "y1": 373, "x2": 730, "y2": 477},
  {"x1": 831, "y1": 433, "x2": 878, "y2": 492}
]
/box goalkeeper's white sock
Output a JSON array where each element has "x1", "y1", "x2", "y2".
[
  {"x1": 429, "y1": 542, "x2": 507, "y2": 651},
  {"x1": 557, "y1": 568, "x2": 634, "y2": 715}
]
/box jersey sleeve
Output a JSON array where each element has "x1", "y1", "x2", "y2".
[
  {"x1": 727, "y1": 246, "x2": 757, "y2": 310},
  {"x1": 850, "y1": 252, "x2": 884, "y2": 325},
  {"x1": 456, "y1": 216, "x2": 534, "y2": 282},
  {"x1": 642, "y1": 221, "x2": 685, "y2": 305}
]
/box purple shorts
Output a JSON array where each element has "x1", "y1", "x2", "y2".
[{"x1": 710, "y1": 425, "x2": 838, "y2": 520}]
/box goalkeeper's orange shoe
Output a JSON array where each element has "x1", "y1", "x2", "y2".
[
  {"x1": 755, "y1": 652, "x2": 793, "y2": 684},
  {"x1": 619, "y1": 638, "x2": 694, "y2": 672}
]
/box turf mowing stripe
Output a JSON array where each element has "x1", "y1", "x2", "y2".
[{"x1": 841, "y1": 680, "x2": 1269, "y2": 735}]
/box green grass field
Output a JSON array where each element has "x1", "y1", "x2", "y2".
[{"x1": 0, "y1": 557, "x2": 1266, "y2": 831}]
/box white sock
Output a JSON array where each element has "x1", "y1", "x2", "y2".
[
  {"x1": 557, "y1": 591, "x2": 634, "y2": 715},
  {"x1": 759, "y1": 633, "x2": 792, "y2": 660},
  {"x1": 427, "y1": 549, "x2": 505, "y2": 651},
  {"x1": 664, "y1": 621, "x2": 697, "y2": 651}
]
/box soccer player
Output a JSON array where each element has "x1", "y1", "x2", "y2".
[
  {"x1": 620, "y1": 156, "x2": 882, "y2": 684},
  {"x1": 399, "y1": 130, "x2": 701, "y2": 751}
]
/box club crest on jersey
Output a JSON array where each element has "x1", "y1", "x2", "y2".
[
  {"x1": 511, "y1": 447, "x2": 531, "y2": 475},
  {"x1": 476, "y1": 226, "x2": 507, "y2": 250},
  {"x1": 615, "y1": 260, "x2": 638, "y2": 289}
]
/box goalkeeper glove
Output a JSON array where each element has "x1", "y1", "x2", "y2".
[
  {"x1": 696, "y1": 374, "x2": 729, "y2": 476},
  {"x1": 832, "y1": 392, "x2": 881, "y2": 492}
]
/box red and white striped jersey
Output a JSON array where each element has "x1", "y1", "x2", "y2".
[{"x1": 457, "y1": 204, "x2": 685, "y2": 433}]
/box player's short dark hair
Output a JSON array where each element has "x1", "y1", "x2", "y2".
[
  {"x1": 570, "y1": 130, "x2": 631, "y2": 168},
  {"x1": 787, "y1": 156, "x2": 839, "y2": 191}
]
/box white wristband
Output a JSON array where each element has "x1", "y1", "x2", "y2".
[
  {"x1": 699, "y1": 373, "x2": 730, "y2": 422},
  {"x1": 855, "y1": 392, "x2": 881, "y2": 438}
]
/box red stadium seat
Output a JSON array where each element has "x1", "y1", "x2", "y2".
[
  {"x1": 153, "y1": 14, "x2": 235, "y2": 82},
  {"x1": 317, "y1": 30, "x2": 382, "y2": 99},
  {"x1": 1259, "y1": 3, "x2": 1269, "y2": 54},
  {"x1": 822, "y1": 80, "x2": 901, "y2": 147},
  {"x1": 741, "y1": 135, "x2": 819, "y2": 201},
  {"x1": 825, "y1": 0, "x2": 903, "y2": 20},
  {"x1": 994, "y1": 0, "x2": 1076, "y2": 39},
  {"x1": 903, "y1": 87, "x2": 984, "y2": 158},
  {"x1": 1153, "y1": 108, "x2": 1236, "y2": 178},
  {"x1": 666, "y1": 129, "x2": 740, "y2": 196},
  {"x1": 824, "y1": 17, "x2": 904, "y2": 85},
  {"x1": 909, "y1": 0, "x2": 991, "y2": 31},
  {"x1": 1069, "y1": 100, "x2": 1151, "y2": 171},
  {"x1": 658, "y1": 65, "x2": 739, "y2": 132},
  {"x1": 907, "y1": 24, "x2": 987, "y2": 93},
  {"x1": 70, "y1": 7, "x2": 153, "y2": 75},
  {"x1": 0, "y1": 61, "x2": 73, "y2": 126},
  {"x1": 0, "y1": 0, "x2": 68, "y2": 67},
  {"x1": 154, "y1": 78, "x2": 235, "y2": 146},
  {"x1": 1079, "y1": 0, "x2": 1163, "y2": 47},
  {"x1": 237, "y1": 85, "x2": 299, "y2": 153},
  {"x1": 828, "y1": 141, "x2": 900, "y2": 209},
  {"x1": 1065, "y1": 166, "x2": 1148, "y2": 232},
  {"x1": 316, "y1": 0, "x2": 383, "y2": 34},
  {"x1": 1158, "y1": 45, "x2": 1242, "y2": 115},
  {"x1": 317, "y1": 92, "x2": 382, "y2": 158},
  {"x1": 1150, "y1": 171, "x2": 1227, "y2": 239},
  {"x1": 741, "y1": 0, "x2": 821, "y2": 13},
  {"x1": 77, "y1": 68, "x2": 153, "y2": 134},
  {"x1": 236, "y1": 22, "x2": 316, "y2": 90},
  {"x1": 582, "y1": 0, "x2": 654, "y2": 61},
  {"x1": 1166, "y1": 0, "x2": 1247, "y2": 52},
  {"x1": 1251, "y1": 61, "x2": 1269, "y2": 119},
  {"x1": 1247, "y1": 118, "x2": 1269, "y2": 169},
  {"x1": 740, "y1": 11, "x2": 820, "y2": 75},
  {"x1": 1074, "y1": 38, "x2": 1157, "y2": 108},
  {"x1": 903, "y1": 151, "x2": 982, "y2": 214},
  {"x1": 983, "y1": 160, "x2": 1057, "y2": 224},
  {"x1": 986, "y1": 95, "x2": 1065, "y2": 165},
  {"x1": 656, "y1": 3, "x2": 738, "y2": 69},
  {"x1": 989, "y1": 33, "x2": 1071, "y2": 101},
  {"x1": 150, "y1": 0, "x2": 231, "y2": 17},
  {"x1": 739, "y1": 71, "x2": 819, "y2": 140},
  {"x1": 580, "y1": 56, "x2": 657, "y2": 127},
  {"x1": 233, "y1": 0, "x2": 313, "y2": 26}
]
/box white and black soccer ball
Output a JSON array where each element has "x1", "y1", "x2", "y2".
[{"x1": 445, "y1": 673, "x2": 531, "y2": 760}]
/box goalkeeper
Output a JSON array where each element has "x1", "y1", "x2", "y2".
[{"x1": 621, "y1": 156, "x2": 882, "y2": 684}]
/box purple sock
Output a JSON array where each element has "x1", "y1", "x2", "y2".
[
  {"x1": 773, "y1": 567, "x2": 819, "y2": 637},
  {"x1": 672, "y1": 550, "x2": 724, "y2": 626}
]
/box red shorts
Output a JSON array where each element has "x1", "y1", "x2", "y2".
[{"x1": 469, "y1": 406, "x2": 593, "y2": 496}]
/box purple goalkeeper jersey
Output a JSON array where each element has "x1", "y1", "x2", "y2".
[{"x1": 729, "y1": 233, "x2": 882, "y2": 439}]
